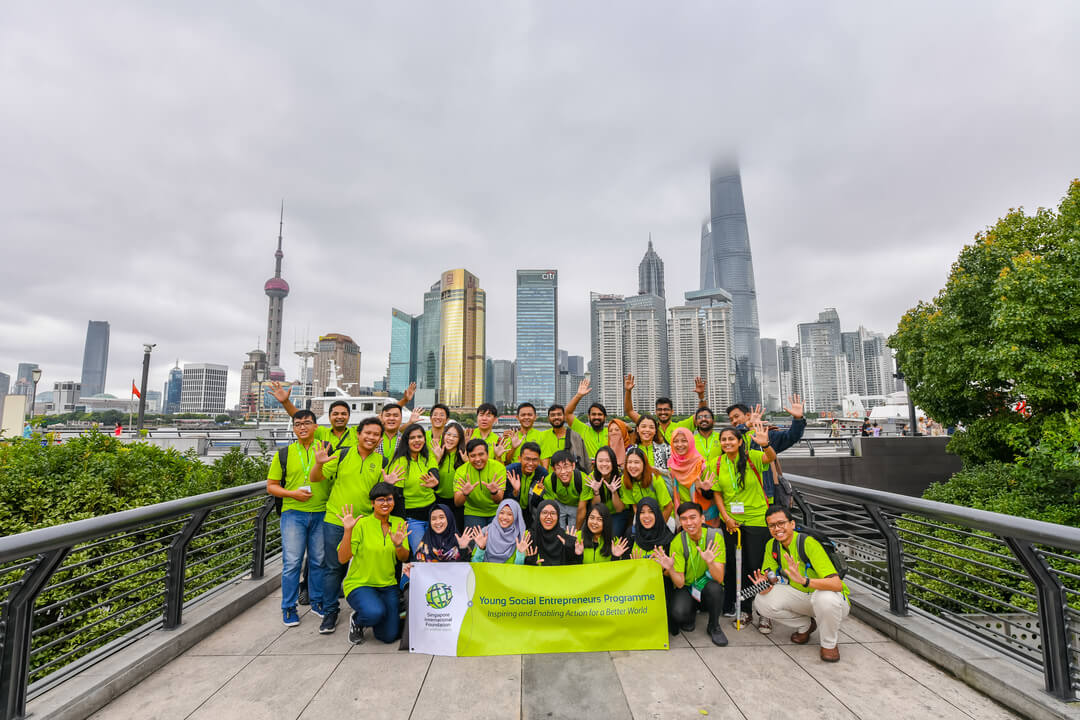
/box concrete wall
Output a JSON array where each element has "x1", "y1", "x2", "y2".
[{"x1": 780, "y1": 436, "x2": 962, "y2": 497}]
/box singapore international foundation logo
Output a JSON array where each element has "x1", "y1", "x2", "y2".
[{"x1": 425, "y1": 583, "x2": 453, "y2": 609}]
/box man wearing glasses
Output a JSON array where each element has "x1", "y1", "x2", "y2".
[
  {"x1": 266, "y1": 410, "x2": 329, "y2": 627},
  {"x1": 750, "y1": 506, "x2": 850, "y2": 662}
]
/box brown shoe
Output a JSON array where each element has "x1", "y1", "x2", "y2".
[
  {"x1": 790, "y1": 618, "x2": 817, "y2": 645},
  {"x1": 820, "y1": 645, "x2": 840, "y2": 662}
]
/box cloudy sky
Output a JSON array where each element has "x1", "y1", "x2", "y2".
[{"x1": 2, "y1": 1, "x2": 1078, "y2": 404}]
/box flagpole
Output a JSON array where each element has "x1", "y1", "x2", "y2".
[{"x1": 129, "y1": 380, "x2": 134, "y2": 436}]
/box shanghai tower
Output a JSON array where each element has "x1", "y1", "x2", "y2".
[{"x1": 700, "y1": 165, "x2": 762, "y2": 405}]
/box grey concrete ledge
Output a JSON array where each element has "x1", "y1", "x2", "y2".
[
  {"x1": 847, "y1": 583, "x2": 1080, "y2": 720},
  {"x1": 27, "y1": 559, "x2": 282, "y2": 720}
]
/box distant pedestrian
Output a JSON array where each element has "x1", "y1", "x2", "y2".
[{"x1": 114, "y1": 423, "x2": 123, "y2": 437}]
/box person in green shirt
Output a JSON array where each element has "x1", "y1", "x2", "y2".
[
  {"x1": 623, "y1": 373, "x2": 706, "y2": 445},
  {"x1": 431, "y1": 421, "x2": 468, "y2": 529},
  {"x1": 470, "y1": 403, "x2": 502, "y2": 456},
  {"x1": 310, "y1": 416, "x2": 385, "y2": 634},
  {"x1": 563, "y1": 377, "x2": 609, "y2": 467},
  {"x1": 386, "y1": 423, "x2": 440, "y2": 557},
  {"x1": 580, "y1": 446, "x2": 628, "y2": 537},
  {"x1": 505, "y1": 402, "x2": 543, "y2": 464},
  {"x1": 711, "y1": 422, "x2": 776, "y2": 622},
  {"x1": 544, "y1": 449, "x2": 589, "y2": 528},
  {"x1": 338, "y1": 483, "x2": 409, "y2": 645},
  {"x1": 265, "y1": 410, "x2": 329, "y2": 626},
  {"x1": 652, "y1": 501, "x2": 728, "y2": 646},
  {"x1": 505, "y1": 441, "x2": 548, "y2": 523},
  {"x1": 750, "y1": 505, "x2": 850, "y2": 662},
  {"x1": 619, "y1": 447, "x2": 674, "y2": 523},
  {"x1": 467, "y1": 499, "x2": 532, "y2": 564},
  {"x1": 425, "y1": 402, "x2": 451, "y2": 450},
  {"x1": 454, "y1": 439, "x2": 507, "y2": 529},
  {"x1": 537, "y1": 404, "x2": 587, "y2": 471},
  {"x1": 573, "y1": 504, "x2": 630, "y2": 564}
]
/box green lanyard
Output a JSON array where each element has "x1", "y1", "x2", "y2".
[
  {"x1": 721, "y1": 455, "x2": 740, "y2": 493},
  {"x1": 296, "y1": 443, "x2": 314, "y2": 480}
]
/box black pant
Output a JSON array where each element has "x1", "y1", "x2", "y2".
[
  {"x1": 722, "y1": 524, "x2": 771, "y2": 614},
  {"x1": 669, "y1": 580, "x2": 724, "y2": 631}
]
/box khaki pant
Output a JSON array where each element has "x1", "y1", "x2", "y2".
[{"x1": 753, "y1": 585, "x2": 850, "y2": 649}]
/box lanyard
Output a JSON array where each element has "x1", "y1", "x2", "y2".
[
  {"x1": 721, "y1": 455, "x2": 740, "y2": 493},
  {"x1": 296, "y1": 442, "x2": 314, "y2": 480}
]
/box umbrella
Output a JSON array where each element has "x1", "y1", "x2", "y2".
[{"x1": 735, "y1": 526, "x2": 743, "y2": 630}]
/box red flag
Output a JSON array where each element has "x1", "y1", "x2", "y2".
[{"x1": 132, "y1": 380, "x2": 141, "y2": 399}]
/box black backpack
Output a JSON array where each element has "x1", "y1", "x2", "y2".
[
  {"x1": 273, "y1": 446, "x2": 289, "y2": 515},
  {"x1": 546, "y1": 470, "x2": 583, "y2": 499},
  {"x1": 678, "y1": 527, "x2": 720, "y2": 566},
  {"x1": 770, "y1": 527, "x2": 848, "y2": 582}
]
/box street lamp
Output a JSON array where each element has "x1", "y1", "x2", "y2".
[
  {"x1": 136, "y1": 344, "x2": 156, "y2": 433},
  {"x1": 255, "y1": 368, "x2": 265, "y2": 430},
  {"x1": 29, "y1": 368, "x2": 43, "y2": 423}
]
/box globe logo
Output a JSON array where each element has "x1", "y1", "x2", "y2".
[{"x1": 425, "y1": 583, "x2": 453, "y2": 609}]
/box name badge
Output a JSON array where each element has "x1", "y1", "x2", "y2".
[{"x1": 730, "y1": 502, "x2": 745, "y2": 514}]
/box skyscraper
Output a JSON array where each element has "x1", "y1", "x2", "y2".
[
  {"x1": 180, "y1": 364, "x2": 228, "y2": 414},
  {"x1": 239, "y1": 349, "x2": 268, "y2": 416},
  {"x1": 515, "y1": 270, "x2": 558, "y2": 408},
  {"x1": 439, "y1": 269, "x2": 486, "y2": 409},
  {"x1": 760, "y1": 338, "x2": 781, "y2": 411},
  {"x1": 417, "y1": 282, "x2": 442, "y2": 391},
  {"x1": 163, "y1": 361, "x2": 183, "y2": 414},
  {"x1": 670, "y1": 288, "x2": 736, "y2": 414},
  {"x1": 590, "y1": 292, "x2": 627, "y2": 413},
  {"x1": 624, "y1": 293, "x2": 669, "y2": 408},
  {"x1": 798, "y1": 308, "x2": 846, "y2": 413},
  {"x1": 778, "y1": 341, "x2": 802, "y2": 403},
  {"x1": 13, "y1": 363, "x2": 38, "y2": 397},
  {"x1": 638, "y1": 236, "x2": 665, "y2": 298},
  {"x1": 79, "y1": 320, "x2": 110, "y2": 397},
  {"x1": 389, "y1": 309, "x2": 419, "y2": 395},
  {"x1": 0, "y1": 371, "x2": 8, "y2": 396},
  {"x1": 263, "y1": 204, "x2": 289, "y2": 377},
  {"x1": 700, "y1": 165, "x2": 762, "y2": 405},
  {"x1": 489, "y1": 359, "x2": 515, "y2": 410},
  {"x1": 314, "y1": 333, "x2": 361, "y2": 396}
]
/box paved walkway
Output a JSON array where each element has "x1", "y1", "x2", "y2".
[{"x1": 89, "y1": 594, "x2": 1019, "y2": 720}]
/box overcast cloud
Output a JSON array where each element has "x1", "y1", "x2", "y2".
[{"x1": 2, "y1": 1, "x2": 1078, "y2": 403}]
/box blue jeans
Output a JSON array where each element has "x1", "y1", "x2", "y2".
[
  {"x1": 611, "y1": 509, "x2": 631, "y2": 539},
  {"x1": 281, "y1": 510, "x2": 325, "y2": 610},
  {"x1": 321, "y1": 521, "x2": 346, "y2": 617},
  {"x1": 405, "y1": 518, "x2": 427, "y2": 560},
  {"x1": 464, "y1": 514, "x2": 493, "y2": 529},
  {"x1": 346, "y1": 586, "x2": 400, "y2": 643}
]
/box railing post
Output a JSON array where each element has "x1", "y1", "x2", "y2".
[
  {"x1": 1004, "y1": 538, "x2": 1075, "y2": 701},
  {"x1": 1, "y1": 548, "x2": 68, "y2": 720},
  {"x1": 863, "y1": 504, "x2": 908, "y2": 616},
  {"x1": 806, "y1": 439, "x2": 816, "y2": 457},
  {"x1": 163, "y1": 508, "x2": 211, "y2": 630},
  {"x1": 251, "y1": 497, "x2": 276, "y2": 579},
  {"x1": 791, "y1": 489, "x2": 816, "y2": 527}
]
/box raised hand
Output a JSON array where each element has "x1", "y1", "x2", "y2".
[
  {"x1": 652, "y1": 546, "x2": 675, "y2": 572},
  {"x1": 784, "y1": 394, "x2": 805, "y2": 419},
  {"x1": 522, "y1": 531, "x2": 538, "y2": 556},
  {"x1": 383, "y1": 467, "x2": 404, "y2": 486},
  {"x1": 750, "y1": 569, "x2": 776, "y2": 594},
  {"x1": 750, "y1": 419, "x2": 770, "y2": 447},
  {"x1": 420, "y1": 471, "x2": 439, "y2": 489},
  {"x1": 694, "y1": 376, "x2": 706, "y2": 396},
  {"x1": 698, "y1": 539, "x2": 723, "y2": 564},
  {"x1": 390, "y1": 523, "x2": 407, "y2": 548},
  {"x1": 577, "y1": 377, "x2": 591, "y2": 397},
  {"x1": 749, "y1": 404, "x2": 763, "y2": 425},
  {"x1": 630, "y1": 546, "x2": 644, "y2": 560},
  {"x1": 605, "y1": 476, "x2": 622, "y2": 494},
  {"x1": 403, "y1": 381, "x2": 417, "y2": 403},
  {"x1": 624, "y1": 374, "x2": 635, "y2": 392},
  {"x1": 574, "y1": 536, "x2": 585, "y2": 556},
  {"x1": 486, "y1": 474, "x2": 504, "y2": 494},
  {"x1": 340, "y1": 503, "x2": 359, "y2": 530},
  {"x1": 474, "y1": 528, "x2": 489, "y2": 550},
  {"x1": 269, "y1": 381, "x2": 291, "y2": 404},
  {"x1": 409, "y1": 406, "x2": 424, "y2": 424},
  {"x1": 611, "y1": 537, "x2": 630, "y2": 558},
  {"x1": 458, "y1": 448, "x2": 469, "y2": 463},
  {"x1": 784, "y1": 551, "x2": 806, "y2": 585},
  {"x1": 588, "y1": 476, "x2": 603, "y2": 495},
  {"x1": 458, "y1": 477, "x2": 478, "y2": 496},
  {"x1": 700, "y1": 470, "x2": 716, "y2": 492},
  {"x1": 564, "y1": 524, "x2": 576, "y2": 544},
  {"x1": 456, "y1": 530, "x2": 472, "y2": 550},
  {"x1": 506, "y1": 471, "x2": 522, "y2": 495},
  {"x1": 511, "y1": 431, "x2": 524, "y2": 449},
  {"x1": 494, "y1": 434, "x2": 511, "y2": 458},
  {"x1": 431, "y1": 438, "x2": 445, "y2": 461}
]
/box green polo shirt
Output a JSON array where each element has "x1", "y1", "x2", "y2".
[
  {"x1": 619, "y1": 476, "x2": 672, "y2": 512},
  {"x1": 435, "y1": 454, "x2": 461, "y2": 498},
  {"x1": 693, "y1": 431, "x2": 720, "y2": 460},
  {"x1": 580, "y1": 475, "x2": 620, "y2": 513},
  {"x1": 670, "y1": 529, "x2": 726, "y2": 585},
  {"x1": 714, "y1": 449, "x2": 770, "y2": 527},
  {"x1": 470, "y1": 428, "x2": 500, "y2": 456},
  {"x1": 762, "y1": 532, "x2": 850, "y2": 600},
  {"x1": 514, "y1": 470, "x2": 544, "y2": 511},
  {"x1": 544, "y1": 471, "x2": 585, "y2": 506},
  {"x1": 321, "y1": 448, "x2": 384, "y2": 523},
  {"x1": 342, "y1": 515, "x2": 409, "y2": 593},
  {"x1": 455, "y1": 460, "x2": 507, "y2": 517},
  {"x1": 387, "y1": 454, "x2": 439, "y2": 509},
  {"x1": 506, "y1": 427, "x2": 543, "y2": 463},
  {"x1": 314, "y1": 426, "x2": 357, "y2": 452},
  {"x1": 570, "y1": 417, "x2": 608, "y2": 460},
  {"x1": 268, "y1": 440, "x2": 329, "y2": 513},
  {"x1": 381, "y1": 432, "x2": 401, "y2": 459},
  {"x1": 575, "y1": 531, "x2": 614, "y2": 564},
  {"x1": 538, "y1": 428, "x2": 570, "y2": 461}
]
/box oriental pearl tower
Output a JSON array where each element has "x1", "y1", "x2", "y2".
[{"x1": 264, "y1": 202, "x2": 289, "y2": 382}]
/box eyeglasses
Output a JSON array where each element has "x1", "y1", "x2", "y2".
[
  {"x1": 767, "y1": 520, "x2": 794, "y2": 530},
  {"x1": 538, "y1": 510, "x2": 558, "y2": 517},
  {"x1": 373, "y1": 497, "x2": 394, "y2": 504},
  {"x1": 293, "y1": 420, "x2": 315, "y2": 427}
]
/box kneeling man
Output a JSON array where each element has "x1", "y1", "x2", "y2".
[{"x1": 751, "y1": 505, "x2": 850, "y2": 661}]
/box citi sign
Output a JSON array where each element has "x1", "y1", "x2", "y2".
[{"x1": 540, "y1": 272, "x2": 556, "y2": 280}]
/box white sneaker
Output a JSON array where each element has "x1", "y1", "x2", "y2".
[{"x1": 757, "y1": 617, "x2": 772, "y2": 635}]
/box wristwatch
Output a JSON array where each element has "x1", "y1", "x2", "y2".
[{"x1": 803, "y1": 576, "x2": 812, "y2": 588}]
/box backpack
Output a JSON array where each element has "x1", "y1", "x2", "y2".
[
  {"x1": 771, "y1": 458, "x2": 794, "y2": 509},
  {"x1": 273, "y1": 446, "x2": 289, "y2": 515},
  {"x1": 547, "y1": 470, "x2": 583, "y2": 499},
  {"x1": 770, "y1": 527, "x2": 848, "y2": 583},
  {"x1": 679, "y1": 527, "x2": 720, "y2": 566}
]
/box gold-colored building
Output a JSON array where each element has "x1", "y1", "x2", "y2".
[{"x1": 438, "y1": 269, "x2": 486, "y2": 410}]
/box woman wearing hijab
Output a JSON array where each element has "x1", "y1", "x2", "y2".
[
  {"x1": 628, "y1": 497, "x2": 679, "y2": 635},
  {"x1": 606, "y1": 418, "x2": 632, "y2": 469},
  {"x1": 399, "y1": 504, "x2": 471, "y2": 649},
  {"x1": 574, "y1": 503, "x2": 629, "y2": 564},
  {"x1": 470, "y1": 498, "x2": 532, "y2": 564},
  {"x1": 667, "y1": 427, "x2": 704, "y2": 505},
  {"x1": 525, "y1": 499, "x2": 579, "y2": 566}
]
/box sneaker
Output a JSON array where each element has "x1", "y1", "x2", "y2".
[
  {"x1": 309, "y1": 603, "x2": 325, "y2": 619},
  {"x1": 731, "y1": 611, "x2": 751, "y2": 627},
  {"x1": 707, "y1": 625, "x2": 729, "y2": 647},
  {"x1": 722, "y1": 607, "x2": 737, "y2": 617},
  {"x1": 348, "y1": 613, "x2": 365, "y2": 645},
  {"x1": 679, "y1": 620, "x2": 696, "y2": 633},
  {"x1": 282, "y1": 607, "x2": 300, "y2": 627},
  {"x1": 298, "y1": 587, "x2": 310, "y2": 606},
  {"x1": 756, "y1": 617, "x2": 772, "y2": 635},
  {"x1": 319, "y1": 612, "x2": 338, "y2": 635}
]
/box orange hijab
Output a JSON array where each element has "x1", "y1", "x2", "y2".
[{"x1": 667, "y1": 427, "x2": 703, "y2": 491}]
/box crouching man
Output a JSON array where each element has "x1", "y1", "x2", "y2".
[{"x1": 751, "y1": 505, "x2": 850, "y2": 662}]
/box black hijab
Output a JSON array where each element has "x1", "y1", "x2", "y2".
[
  {"x1": 418, "y1": 504, "x2": 460, "y2": 562},
  {"x1": 531, "y1": 499, "x2": 573, "y2": 565},
  {"x1": 631, "y1": 496, "x2": 674, "y2": 553}
]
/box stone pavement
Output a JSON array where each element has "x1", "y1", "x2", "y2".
[{"x1": 88, "y1": 594, "x2": 1020, "y2": 720}]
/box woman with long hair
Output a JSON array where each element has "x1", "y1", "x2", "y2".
[
  {"x1": 619, "y1": 447, "x2": 674, "y2": 523},
  {"x1": 581, "y1": 446, "x2": 629, "y2": 538},
  {"x1": 387, "y1": 423, "x2": 440, "y2": 556},
  {"x1": 630, "y1": 414, "x2": 671, "y2": 481},
  {"x1": 574, "y1": 503, "x2": 629, "y2": 563},
  {"x1": 431, "y1": 421, "x2": 467, "y2": 529}
]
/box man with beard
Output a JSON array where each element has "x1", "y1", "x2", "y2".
[
  {"x1": 563, "y1": 377, "x2": 609, "y2": 469},
  {"x1": 538, "y1": 404, "x2": 588, "y2": 471},
  {"x1": 623, "y1": 374, "x2": 707, "y2": 444},
  {"x1": 688, "y1": 406, "x2": 720, "y2": 459}
]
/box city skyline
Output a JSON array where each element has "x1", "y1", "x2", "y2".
[{"x1": 4, "y1": 3, "x2": 1078, "y2": 405}]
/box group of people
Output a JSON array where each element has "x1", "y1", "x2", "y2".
[{"x1": 265, "y1": 376, "x2": 851, "y2": 662}]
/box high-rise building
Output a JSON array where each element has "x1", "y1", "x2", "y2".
[
  {"x1": 778, "y1": 341, "x2": 801, "y2": 403},
  {"x1": 590, "y1": 292, "x2": 627, "y2": 413},
  {"x1": 625, "y1": 293, "x2": 669, "y2": 411},
  {"x1": 489, "y1": 359, "x2": 515, "y2": 411},
  {"x1": 13, "y1": 363, "x2": 38, "y2": 397},
  {"x1": 515, "y1": 270, "x2": 558, "y2": 408},
  {"x1": 798, "y1": 308, "x2": 846, "y2": 413},
  {"x1": 163, "y1": 362, "x2": 183, "y2": 414},
  {"x1": 700, "y1": 165, "x2": 762, "y2": 405},
  {"x1": 567, "y1": 355, "x2": 585, "y2": 376},
  {"x1": 79, "y1": 321, "x2": 110, "y2": 397},
  {"x1": 239, "y1": 349, "x2": 268, "y2": 416},
  {"x1": 145, "y1": 390, "x2": 162, "y2": 414},
  {"x1": 438, "y1": 269, "x2": 486, "y2": 409},
  {"x1": 180, "y1": 364, "x2": 228, "y2": 414},
  {"x1": 0, "y1": 371, "x2": 9, "y2": 396},
  {"x1": 760, "y1": 338, "x2": 781, "y2": 411},
  {"x1": 263, "y1": 204, "x2": 289, "y2": 378},
  {"x1": 667, "y1": 306, "x2": 706, "y2": 416},
  {"x1": 389, "y1": 308, "x2": 419, "y2": 395},
  {"x1": 314, "y1": 333, "x2": 361, "y2": 396},
  {"x1": 668, "y1": 291, "x2": 736, "y2": 415},
  {"x1": 558, "y1": 350, "x2": 569, "y2": 373},
  {"x1": 51, "y1": 381, "x2": 82, "y2": 414},
  {"x1": 638, "y1": 236, "x2": 665, "y2": 299},
  {"x1": 840, "y1": 327, "x2": 893, "y2": 407},
  {"x1": 417, "y1": 282, "x2": 442, "y2": 391}
]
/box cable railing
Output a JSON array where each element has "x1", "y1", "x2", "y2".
[
  {"x1": 0, "y1": 483, "x2": 279, "y2": 720},
  {"x1": 787, "y1": 473, "x2": 1080, "y2": 701}
]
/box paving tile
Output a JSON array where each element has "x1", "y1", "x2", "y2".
[
  {"x1": 187, "y1": 594, "x2": 288, "y2": 656},
  {"x1": 781, "y1": 643, "x2": 972, "y2": 719},
  {"x1": 765, "y1": 618, "x2": 858, "y2": 646},
  {"x1": 697, "y1": 644, "x2": 856, "y2": 720},
  {"x1": 669, "y1": 631, "x2": 691, "y2": 648},
  {"x1": 612, "y1": 647, "x2": 743, "y2": 720},
  {"x1": 865, "y1": 642, "x2": 1021, "y2": 720},
  {"x1": 522, "y1": 653, "x2": 630, "y2": 720},
  {"x1": 411, "y1": 654, "x2": 521, "y2": 719},
  {"x1": 838, "y1": 616, "x2": 891, "y2": 643},
  {"x1": 187, "y1": 654, "x2": 342, "y2": 720},
  {"x1": 89, "y1": 655, "x2": 253, "y2": 720},
  {"x1": 298, "y1": 653, "x2": 431, "y2": 720},
  {"x1": 683, "y1": 618, "x2": 774, "y2": 648},
  {"x1": 262, "y1": 616, "x2": 354, "y2": 655}
]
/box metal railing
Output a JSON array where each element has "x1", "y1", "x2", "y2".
[
  {"x1": 800, "y1": 437, "x2": 856, "y2": 456},
  {"x1": 786, "y1": 473, "x2": 1080, "y2": 701},
  {"x1": 0, "y1": 483, "x2": 280, "y2": 720}
]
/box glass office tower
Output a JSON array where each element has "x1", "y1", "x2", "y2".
[{"x1": 515, "y1": 270, "x2": 558, "y2": 408}]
